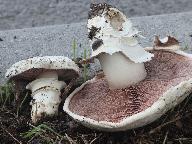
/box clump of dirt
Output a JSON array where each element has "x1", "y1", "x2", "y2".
[
  {"x1": 88, "y1": 26, "x2": 101, "y2": 40},
  {"x1": 92, "y1": 39, "x2": 103, "y2": 51},
  {"x1": 88, "y1": 3, "x2": 112, "y2": 19}
]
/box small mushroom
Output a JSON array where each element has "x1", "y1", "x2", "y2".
[
  {"x1": 87, "y1": 3, "x2": 154, "y2": 89},
  {"x1": 5, "y1": 56, "x2": 79, "y2": 123},
  {"x1": 64, "y1": 36, "x2": 192, "y2": 131},
  {"x1": 153, "y1": 35, "x2": 180, "y2": 51}
]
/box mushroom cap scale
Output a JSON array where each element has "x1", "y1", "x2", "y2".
[
  {"x1": 64, "y1": 49, "x2": 192, "y2": 131},
  {"x1": 5, "y1": 56, "x2": 80, "y2": 81}
]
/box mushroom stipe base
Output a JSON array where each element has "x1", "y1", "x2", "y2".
[{"x1": 64, "y1": 50, "x2": 192, "y2": 131}]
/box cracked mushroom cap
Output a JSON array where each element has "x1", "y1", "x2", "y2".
[
  {"x1": 87, "y1": 3, "x2": 153, "y2": 63},
  {"x1": 64, "y1": 37, "x2": 192, "y2": 131},
  {"x1": 5, "y1": 56, "x2": 80, "y2": 82}
]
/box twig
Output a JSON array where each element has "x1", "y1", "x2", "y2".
[
  {"x1": 163, "y1": 131, "x2": 169, "y2": 144},
  {"x1": 16, "y1": 92, "x2": 29, "y2": 117},
  {"x1": 1, "y1": 126, "x2": 22, "y2": 144},
  {"x1": 65, "y1": 133, "x2": 76, "y2": 144},
  {"x1": 178, "y1": 140, "x2": 183, "y2": 144},
  {"x1": 0, "y1": 108, "x2": 17, "y2": 118},
  {"x1": 90, "y1": 134, "x2": 102, "y2": 144},
  {"x1": 81, "y1": 135, "x2": 89, "y2": 144},
  {"x1": 175, "y1": 138, "x2": 192, "y2": 141},
  {"x1": 61, "y1": 78, "x2": 76, "y2": 100},
  {"x1": 2, "y1": 89, "x2": 10, "y2": 108}
]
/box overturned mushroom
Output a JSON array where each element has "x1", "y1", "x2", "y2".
[
  {"x1": 63, "y1": 4, "x2": 192, "y2": 131},
  {"x1": 87, "y1": 3, "x2": 154, "y2": 89},
  {"x1": 64, "y1": 35, "x2": 192, "y2": 131},
  {"x1": 5, "y1": 56, "x2": 79, "y2": 123}
]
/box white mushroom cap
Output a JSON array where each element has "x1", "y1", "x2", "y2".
[
  {"x1": 87, "y1": 3, "x2": 153, "y2": 63},
  {"x1": 5, "y1": 56, "x2": 80, "y2": 81}
]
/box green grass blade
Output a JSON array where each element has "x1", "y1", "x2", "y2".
[
  {"x1": 83, "y1": 48, "x2": 87, "y2": 82},
  {"x1": 17, "y1": 92, "x2": 29, "y2": 117},
  {"x1": 72, "y1": 39, "x2": 77, "y2": 60}
]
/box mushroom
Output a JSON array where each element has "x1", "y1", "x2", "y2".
[
  {"x1": 153, "y1": 35, "x2": 180, "y2": 51},
  {"x1": 64, "y1": 35, "x2": 192, "y2": 131},
  {"x1": 87, "y1": 3, "x2": 154, "y2": 89},
  {"x1": 64, "y1": 3, "x2": 192, "y2": 132},
  {"x1": 5, "y1": 56, "x2": 79, "y2": 123}
]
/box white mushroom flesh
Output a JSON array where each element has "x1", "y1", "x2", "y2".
[{"x1": 26, "y1": 71, "x2": 66, "y2": 123}]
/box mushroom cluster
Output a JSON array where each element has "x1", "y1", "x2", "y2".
[
  {"x1": 64, "y1": 3, "x2": 192, "y2": 131},
  {"x1": 6, "y1": 56, "x2": 79, "y2": 123}
]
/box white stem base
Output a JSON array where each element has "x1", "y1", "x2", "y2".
[
  {"x1": 26, "y1": 71, "x2": 66, "y2": 123},
  {"x1": 31, "y1": 88, "x2": 62, "y2": 123},
  {"x1": 98, "y1": 52, "x2": 147, "y2": 89}
]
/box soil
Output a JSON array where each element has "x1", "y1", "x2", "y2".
[{"x1": 0, "y1": 92, "x2": 192, "y2": 143}]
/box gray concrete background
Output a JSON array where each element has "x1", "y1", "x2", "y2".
[
  {"x1": 0, "y1": 0, "x2": 192, "y2": 30},
  {"x1": 0, "y1": 12, "x2": 192, "y2": 84}
]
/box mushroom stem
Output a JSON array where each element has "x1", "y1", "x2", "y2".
[
  {"x1": 98, "y1": 52, "x2": 147, "y2": 89},
  {"x1": 26, "y1": 71, "x2": 66, "y2": 123}
]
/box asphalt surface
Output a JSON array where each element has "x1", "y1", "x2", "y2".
[
  {"x1": 0, "y1": 0, "x2": 192, "y2": 30},
  {"x1": 1, "y1": 11, "x2": 192, "y2": 84}
]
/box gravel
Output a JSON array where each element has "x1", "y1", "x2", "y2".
[{"x1": 0, "y1": 0, "x2": 192, "y2": 30}]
